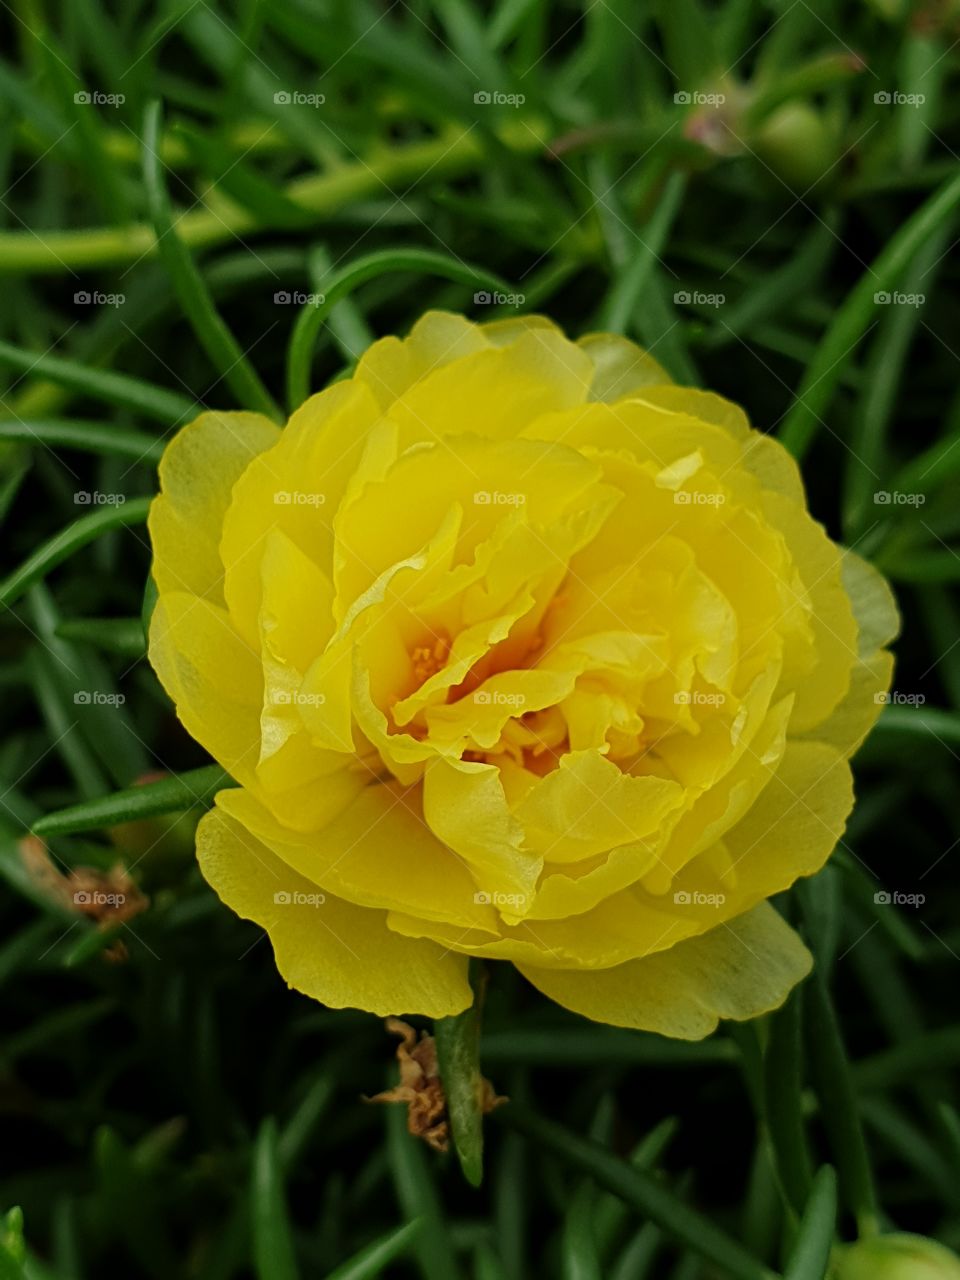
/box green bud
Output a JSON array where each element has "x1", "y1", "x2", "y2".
[
  {"x1": 833, "y1": 1234, "x2": 960, "y2": 1280},
  {"x1": 751, "y1": 101, "x2": 838, "y2": 190}
]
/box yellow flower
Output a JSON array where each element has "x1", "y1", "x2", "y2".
[{"x1": 148, "y1": 312, "x2": 896, "y2": 1035}]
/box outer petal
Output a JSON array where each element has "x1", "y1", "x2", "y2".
[
  {"x1": 798, "y1": 549, "x2": 899, "y2": 757},
  {"x1": 149, "y1": 410, "x2": 280, "y2": 602},
  {"x1": 576, "y1": 332, "x2": 670, "y2": 401},
  {"x1": 516, "y1": 903, "x2": 811, "y2": 1038},
  {"x1": 197, "y1": 805, "x2": 472, "y2": 1017},
  {"x1": 354, "y1": 311, "x2": 489, "y2": 408},
  {"x1": 148, "y1": 591, "x2": 261, "y2": 785},
  {"x1": 388, "y1": 741, "x2": 851, "y2": 969},
  {"x1": 383, "y1": 329, "x2": 592, "y2": 446},
  {"x1": 217, "y1": 781, "x2": 496, "y2": 931}
]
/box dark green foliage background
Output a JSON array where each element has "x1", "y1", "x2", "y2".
[{"x1": 1, "y1": 0, "x2": 959, "y2": 1276}]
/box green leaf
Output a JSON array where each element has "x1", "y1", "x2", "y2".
[
  {"x1": 385, "y1": 1101, "x2": 463, "y2": 1280},
  {"x1": 871, "y1": 705, "x2": 960, "y2": 746},
  {"x1": 0, "y1": 496, "x2": 151, "y2": 609},
  {"x1": 804, "y1": 972, "x2": 878, "y2": 1236},
  {"x1": 0, "y1": 420, "x2": 163, "y2": 464},
  {"x1": 764, "y1": 992, "x2": 813, "y2": 1215},
  {"x1": 434, "y1": 974, "x2": 486, "y2": 1187},
  {"x1": 325, "y1": 1220, "x2": 423, "y2": 1280},
  {"x1": 843, "y1": 223, "x2": 951, "y2": 538},
  {"x1": 0, "y1": 339, "x2": 195, "y2": 424},
  {"x1": 498, "y1": 1107, "x2": 776, "y2": 1280},
  {"x1": 252, "y1": 1118, "x2": 300, "y2": 1280},
  {"x1": 783, "y1": 1166, "x2": 837, "y2": 1280},
  {"x1": 142, "y1": 101, "x2": 283, "y2": 423},
  {"x1": 54, "y1": 617, "x2": 146, "y2": 659},
  {"x1": 285, "y1": 247, "x2": 509, "y2": 409},
  {"x1": 600, "y1": 171, "x2": 686, "y2": 335},
  {"x1": 32, "y1": 764, "x2": 232, "y2": 838},
  {"x1": 779, "y1": 167, "x2": 960, "y2": 459}
]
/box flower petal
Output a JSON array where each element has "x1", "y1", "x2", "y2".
[
  {"x1": 197, "y1": 805, "x2": 472, "y2": 1017},
  {"x1": 148, "y1": 591, "x2": 261, "y2": 784},
  {"x1": 149, "y1": 410, "x2": 279, "y2": 603},
  {"x1": 516, "y1": 903, "x2": 811, "y2": 1038}
]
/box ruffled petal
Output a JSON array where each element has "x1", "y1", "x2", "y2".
[
  {"x1": 217, "y1": 783, "x2": 496, "y2": 930},
  {"x1": 149, "y1": 410, "x2": 279, "y2": 602},
  {"x1": 516, "y1": 903, "x2": 810, "y2": 1038},
  {"x1": 148, "y1": 591, "x2": 261, "y2": 785},
  {"x1": 197, "y1": 805, "x2": 472, "y2": 1017}
]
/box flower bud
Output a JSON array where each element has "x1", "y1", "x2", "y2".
[
  {"x1": 751, "y1": 101, "x2": 838, "y2": 190},
  {"x1": 833, "y1": 1234, "x2": 960, "y2": 1280}
]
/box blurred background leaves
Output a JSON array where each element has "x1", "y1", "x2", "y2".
[{"x1": 1, "y1": 0, "x2": 960, "y2": 1276}]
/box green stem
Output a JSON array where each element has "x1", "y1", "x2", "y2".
[{"x1": 0, "y1": 122, "x2": 549, "y2": 275}]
